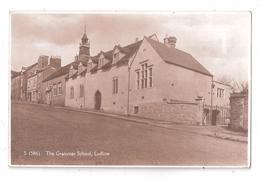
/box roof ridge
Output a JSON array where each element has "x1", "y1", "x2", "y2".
[{"x1": 146, "y1": 37, "x2": 212, "y2": 76}]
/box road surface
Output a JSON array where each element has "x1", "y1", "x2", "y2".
[{"x1": 11, "y1": 102, "x2": 248, "y2": 166}]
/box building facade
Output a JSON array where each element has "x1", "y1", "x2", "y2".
[
  {"x1": 12, "y1": 31, "x2": 233, "y2": 126},
  {"x1": 63, "y1": 33, "x2": 231, "y2": 125},
  {"x1": 65, "y1": 61, "x2": 87, "y2": 109},
  {"x1": 42, "y1": 64, "x2": 71, "y2": 106},
  {"x1": 19, "y1": 63, "x2": 38, "y2": 101},
  {"x1": 27, "y1": 73, "x2": 38, "y2": 102},
  {"x1": 26, "y1": 55, "x2": 61, "y2": 103},
  {"x1": 11, "y1": 71, "x2": 21, "y2": 100}
]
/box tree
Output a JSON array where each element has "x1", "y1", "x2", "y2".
[{"x1": 217, "y1": 76, "x2": 248, "y2": 93}]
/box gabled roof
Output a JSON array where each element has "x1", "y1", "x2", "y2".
[
  {"x1": 113, "y1": 45, "x2": 130, "y2": 54},
  {"x1": 99, "y1": 50, "x2": 113, "y2": 60},
  {"x1": 89, "y1": 56, "x2": 99, "y2": 64},
  {"x1": 42, "y1": 63, "x2": 71, "y2": 82},
  {"x1": 115, "y1": 40, "x2": 142, "y2": 65},
  {"x1": 24, "y1": 63, "x2": 38, "y2": 73},
  {"x1": 11, "y1": 70, "x2": 21, "y2": 79},
  {"x1": 146, "y1": 37, "x2": 212, "y2": 76}
]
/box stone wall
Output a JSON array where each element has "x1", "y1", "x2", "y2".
[
  {"x1": 130, "y1": 101, "x2": 202, "y2": 125},
  {"x1": 230, "y1": 93, "x2": 248, "y2": 131}
]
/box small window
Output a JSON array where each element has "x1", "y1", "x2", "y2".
[
  {"x1": 80, "y1": 84, "x2": 84, "y2": 98},
  {"x1": 70, "y1": 86, "x2": 74, "y2": 99},
  {"x1": 141, "y1": 63, "x2": 148, "y2": 89},
  {"x1": 113, "y1": 52, "x2": 119, "y2": 63},
  {"x1": 99, "y1": 57, "x2": 105, "y2": 68},
  {"x1": 58, "y1": 82, "x2": 62, "y2": 95},
  {"x1": 136, "y1": 71, "x2": 140, "y2": 89},
  {"x1": 112, "y1": 77, "x2": 118, "y2": 94},
  {"x1": 53, "y1": 84, "x2": 57, "y2": 96},
  {"x1": 217, "y1": 88, "x2": 224, "y2": 98},
  {"x1": 149, "y1": 68, "x2": 153, "y2": 88},
  {"x1": 87, "y1": 62, "x2": 92, "y2": 72}
]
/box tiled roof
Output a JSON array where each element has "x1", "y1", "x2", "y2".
[
  {"x1": 24, "y1": 63, "x2": 38, "y2": 73},
  {"x1": 42, "y1": 63, "x2": 71, "y2": 82},
  {"x1": 146, "y1": 37, "x2": 212, "y2": 76},
  {"x1": 11, "y1": 70, "x2": 21, "y2": 79},
  {"x1": 115, "y1": 40, "x2": 142, "y2": 65},
  {"x1": 103, "y1": 51, "x2": 113, "y2": 60},
  {"x1": 71, "y1": 72, "x2": 78, "y2": 79}
]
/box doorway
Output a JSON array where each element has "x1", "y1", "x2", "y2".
[
  {"x1": 28, "y1": 92, "x2": 32, "y2": 102},
  {"x1": 94, "y1": 90, "x2": 101, "y2": 110},
  {"x1": 203, "y1": 109, "x2": 210, "y2": 125},
  {"x1": 212, "y1": 110, "x2": 219, "y2": 125}
]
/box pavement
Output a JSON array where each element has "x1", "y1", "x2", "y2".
[
  {"x1": 14, "y1": 101, "x2": 248, "y2": 143},
  {"x1": 62, "y1": 106, "x2": 248, "y2": 144}
]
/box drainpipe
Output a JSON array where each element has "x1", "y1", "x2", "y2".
[
  {"x1": 210, "y1": 76, "x2": 214, "y2": 125},
  {"x1": 84, "y1": 72, "x2": 86, "y2": 109},
  {"x1": 127, "y1": 51, "x2": 139, "y2": 116}
]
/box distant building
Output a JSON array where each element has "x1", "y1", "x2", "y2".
[
  {"x1": 11, "y1": 71, "x2": 21, "y2": 100},
  {"x1": 42, "y1": 63, "x2": 71, "y2": 106},
  {"x1": 12, "y1": 55, "x2": 61, "y2": 103},
  {"x1": 18, "y1": 63, "x2": 38, "y2": 101},
  {"x1": 27, "y1": 73, "x2": 38, "y2": 102},
  {"x1": 35, "y1": 56, "x2": 61, "y2": 103},
  {"x1": 202, "y1": 81, "x2": 232, "y2": 125}
]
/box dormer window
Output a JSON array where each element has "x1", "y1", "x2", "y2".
[
  {"x1": 78, "y1": 63, "x2": 83, "y2": 73},
  {"x1": 98, "y1": 53, "x2": 106, "y2": 69},
  {"x1": 69, "y1": 66, "x2": 74, "y2": 77},
  {"x1": 99, "y1": 57, "x2": 104, "y2": 68},
  {"x1": 87, "y1": 62, "x2": 92, "y2": 72},
  {"x1": 113, "y1": 52, "x2": 119, "y2": 63}
]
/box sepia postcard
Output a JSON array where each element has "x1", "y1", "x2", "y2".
[{"x1": 10, "y1": 12, "x2": 251, "y2": 167}]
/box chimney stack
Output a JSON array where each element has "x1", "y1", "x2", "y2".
[
  {"x1": 164, "y1": 36, "x2": 177, "y2": 48},
  {"x1": 37, "y1": 55, "x2": 49, "y2": 70},
  {"x1": 49, "y1": 56, "x2": 61, "y2": 69}
]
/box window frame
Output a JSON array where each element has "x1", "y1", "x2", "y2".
[
  {"x1": 136, "y1": 71, "x2": 140, "y2": 89},
  {"x1": 112, "y1": 77, "x2": 119, "y2": 94},
  {"x1": 53, "y1": 84, "x2": 57, "y2": 96},
  {"x1": 79, "y1": 84, "x2": 84, "y2": 98},
  {"x1": 140, "y1": 62, "x2": 149, "y2": 89},
  {"x1": 70, "y1": 86, "x2": 74, "y2": 99},
  {"x1": 58, "y1": 82, "x2": 62, "y2": 95},
  {"x1": 149, "y1": 67, "x2": 153, "y2": 88}
]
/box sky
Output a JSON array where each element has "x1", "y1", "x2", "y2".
[{"x1": 11, "y1": 12, "x2": 251, "y2": 82}]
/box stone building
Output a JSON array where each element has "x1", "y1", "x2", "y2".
[
  {"x1": 19, "y1": 63, "x2": 38, "y2": 101},
  {"x1": 63, "y1": 32, "x2": 230, "y2": 125},
  {"x1": 203, "y1": 81, "x2": 232, "y2": 125},
  {"x1": 13, "y1": 31, "x2": 233, "y2": 126},
  {"x1": 11, "y1": 71, "x2": 21, "y2": 100},
  {"x1": 27, "y1": 55, "x2": 61, "y2": 103},
  {"x1": 65, "y1": 32, "x2": 91, "y2": 108},
  {"x1": 42, "y1": 63, "x2": 71, "y2": 106}
]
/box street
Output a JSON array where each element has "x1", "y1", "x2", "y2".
[{"x1": 11, "y1": 102, "x2": 248, "y2": 166}]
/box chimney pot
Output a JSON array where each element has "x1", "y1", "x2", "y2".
[{"x1": 164, "y1": 36, "x2": 177, "y2": 48}]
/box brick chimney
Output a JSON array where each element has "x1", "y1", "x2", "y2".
[
  {"x1": 164, "y1": 36, "x2": 177, "y2": 48},
  {"x1": 49, "y1": 56, "x2": 61, "y2": 69},
  {"x1": 37, "y1": 55, "x2": 49, "y2": 70}
]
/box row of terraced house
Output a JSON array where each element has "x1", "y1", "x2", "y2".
[{"x1": 11, "y1": 32, "x2": 232, "y2": 125}]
